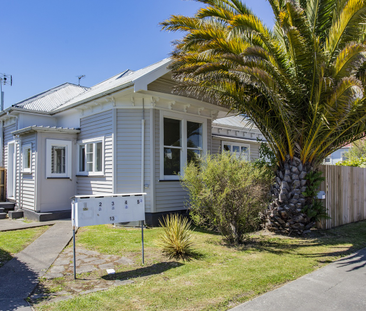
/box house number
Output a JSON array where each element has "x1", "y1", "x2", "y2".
[{"x1": 111, "y1": 201, "x2": 115, "y2": 210}]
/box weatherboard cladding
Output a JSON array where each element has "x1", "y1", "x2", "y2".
[
  {"x1": 76, "y1": 110, "x2": 113, "y2": 195},
  {"x1": 115, "y1": 109, "x2": 152, "y2": 212},
  {"x1": 19, "y1": 133, "x2": 36, "y2": 210},
  {"x1": 14, "y1": 83, "x2": 88, "y2": 112}
]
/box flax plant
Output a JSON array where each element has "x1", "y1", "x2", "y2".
[{"x1": 157, "y1": 214, "x2": 194, "y2": 259}]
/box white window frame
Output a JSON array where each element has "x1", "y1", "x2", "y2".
[
  {"x1": 340, "y1": 152, "x2": 347, "y2": 161},
  {"x1": 77, "y1": 137, "x2": 105, "y2": 176},
  {"x1": 22, "y1": 143, "x2": 32, "y2": 173},
  {"x1": 46, "y1": 139, "x2": 72, "y2": 178},
  {"x1": 222, "y1": 141, "x2": 251, "y2": 161},
  {"x1": 160, "y1": 111, "x2": 207, "y2": 180},
  {"x1": 323, "y1": 156, "x2": 332, "y2": 164}
]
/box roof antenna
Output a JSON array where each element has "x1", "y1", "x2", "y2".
[
  {"x1": 77, "y1": 75, "x2": 85, "y2": 86},
  {"x1": 0, "y1": 73, "x2": 13, "y2": 111}
]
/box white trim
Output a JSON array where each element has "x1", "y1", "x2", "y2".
[
  {"x1": 46, "y1": 139, "x2": 72, "y2": 178},
  {"x1": 222, "y1": 141, "x2": 251, "y2": 161},
  {"x1": 159, "y1": 110, "x2": 207, "y2": 180},
  {"x1": 22, "y1": 143, "x2": 32, "y2": 173},
  {"x1": 76, "y1": 136, "x2": 105, "y2": 176}
]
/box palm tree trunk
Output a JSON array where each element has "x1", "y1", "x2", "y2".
[{"x1": 262, "y1": 156, "x2": 315, "y2": 235}]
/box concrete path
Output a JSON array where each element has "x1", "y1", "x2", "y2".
[
  {"x1": 0, "y1": 220, "x2": 72, "y2": 311},
  {"x1": 0, "y1": 218, "x2": 57, "y2": 232},
  {"x1": 231, "y1": 247, "x2": 366, "y2": 311}
]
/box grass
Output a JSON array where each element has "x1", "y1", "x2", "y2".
[
  {"x1": 36, "y1": 221, "x2": 366, "y2": 311},
  {"x1": 0, "y1": 226, "x2": 50, "y2": 267}
]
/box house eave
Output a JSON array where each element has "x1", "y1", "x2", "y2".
[{"x1": 12, "y1": 125, "x2": 81, "y2": 136}]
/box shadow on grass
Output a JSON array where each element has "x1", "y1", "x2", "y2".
[
  {"x1": 101, "y1": 261, "x2": 184, "y2": 281},
  {"x1": 0, "y1": 248, "x2": 13, "y2": 268}
]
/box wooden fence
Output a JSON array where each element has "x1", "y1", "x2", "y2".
[
  {"x1": 319, "y1": 165, "x2": 366, "y2": 229},
  {"x1": 0, "y1": 167, "x2": 5, "y2": 202}
]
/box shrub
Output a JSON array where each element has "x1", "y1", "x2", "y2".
[
  {"x1": 157, "y1": 214, "x2": 194, "y2": 259},
  {"x1": 182, "y1": 152, "x2": 273, "y2": 244},
  {"x1": 336, "y1": 157, "x2": 366, "y2": 168}
]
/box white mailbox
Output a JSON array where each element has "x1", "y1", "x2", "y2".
[{"x1": 72, "y1": 193, "x2": 146, "y2": 228}]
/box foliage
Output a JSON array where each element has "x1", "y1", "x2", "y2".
[
  {"x1": 182, "y1": 152, "x2": 272, "y2": 244},
  {"x1": 301, "y1": 171, "x2": 328, "y2": 221},
  {"x1": 336, "y1": 156, "x2": 366, "y2": 167},
  {"x1": 336, "y1": 139, "x2": 366, "y2": 167},
  {"x1": 161, "y1": 0, "x2": 366, "y2": 167},
  {"x1": 157, "y1": 214, "x2": 194, "y2": 259},
  {"x1": 254, "y1": 140, "x2": 277, "y2": 169}
]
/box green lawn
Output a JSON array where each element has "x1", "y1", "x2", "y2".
[
  {"x1": 37, "y1": 221, "x2": 366, "y2": 311},
  {"x1": 0, "y1": 226, "x2": 49, "y2": 267}
]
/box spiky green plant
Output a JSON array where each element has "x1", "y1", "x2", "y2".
[
  {"x1": 157, "y1": 214, "x2": 194, "y2": 259},
  {"x1": 162, "y1": 0, "x2": 366, "y2": 234}
]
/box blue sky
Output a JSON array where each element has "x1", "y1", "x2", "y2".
[{"x1": 0, "y1": 0, "x2": 274, "y2": 109}]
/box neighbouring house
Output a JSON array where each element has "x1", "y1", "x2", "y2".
[
  {"x1": 323, "y1": 145, "x2": 350, "y2": 165},
  {"x1": 0, "y1": 58, "x2": 263, "y2": 225}
]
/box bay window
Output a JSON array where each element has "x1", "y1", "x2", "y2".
[{"x1": 161, "y1": 112, "x2": 206, "y2": 180}]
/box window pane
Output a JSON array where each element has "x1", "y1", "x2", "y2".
[
  {"x1": 187, "y1": 121, "x2": 202, "y2": 148},
  {"x1": 52, "y1": 146, "x2": 65, "y2": 174},
  {"x1": 96, "y1": 142, "x2": 102, "y2": 172},
  {"x1": 187, "y1": 149, "x2": 201, "y2": 166},
  {"x1": 27, "y1": 149, "x2": 31, "y2": 168},
  {"x1": 164, "y1": 118, "x2": 181, "y2": 147},
  {"x1": 223, "y1": 145, "x2": 230, "y2": 152},
  {"x1": 79, "y1": 145, "x2": 85, "y2": 172},
  {"x1": 86, "y1": 143, "x2": 93, "y2": 172},
  {"x1": 164, "y1": 148, "x2": 180, "y2": 176},
  {"x1": 233, "y1": 146, "x2": 240, "y2": 153}
]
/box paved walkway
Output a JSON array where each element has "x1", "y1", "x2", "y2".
[
  {"x1": 0, "y1": 220, "x2": 72, "y2": 311},
  {"x1": 0, "y1": 218, "x2": 57, "y2": 232},
  {"x1": 231, "y1": 247, "x2": 366, "y2": 311}
]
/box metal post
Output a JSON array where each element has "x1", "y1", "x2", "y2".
[
  {"x1": 73, "y1": 227, "x2": 76, "y2": 280},
  {"x1": 71, "y1": 200, "x2": 77, "y2": 280},
  {"x1": 141, "y1": 220, "x2": 144, "y2": 265}
]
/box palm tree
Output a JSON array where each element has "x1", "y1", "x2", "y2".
[{"x1": 161, "y1": 0, "x2": 366, "y2": 234}]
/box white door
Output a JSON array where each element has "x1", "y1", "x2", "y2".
[{"x1": 7, "y1": 142, "x2": 15, "y2": 198}]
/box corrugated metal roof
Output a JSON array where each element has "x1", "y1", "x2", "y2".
[
  {"x1": 52, "y1": 58, "x2": 172, "y2": 112},
  {"x1": 13, "y1": 83, "x2": 89, "y2": 112},
  {"x1": 213, "y1": 116, "x2": 258, "y2": 129}
]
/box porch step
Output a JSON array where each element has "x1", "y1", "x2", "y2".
[
  {"x1": 0, "y1": 202, "x2": 15, "y2": 211},
  {"x1": 23, "y1": 209, "x2": 71, "y2": 222},
  {"x1": 0, "y1": 212, "x2": 7, "y2": 219},
  {"x1": 0, "y1": 207, "x2": 4, "y2": 213},
  {"x1": 8, "y1": 210, "x2": 24, "y2": 219}
]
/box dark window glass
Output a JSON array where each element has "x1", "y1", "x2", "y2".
[
  {"x1": 164, "y1": 148, "x2": 180, "y2": 176},
  {"x1": 164, "y1": 118, "x2": 181, "y2": 147},
  {"x1": 187, "y1": 121, "x2": 202, "y2": 148},
  {"x1": 187, "y1": 149, "x2": 201, "y2": 166}
]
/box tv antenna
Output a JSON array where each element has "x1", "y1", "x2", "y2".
[
  {"x1": 77, "y1": 75, "x2": 85, "y2": 86},
  {"x1": 0, "y1": 73, "x2": 12, "y2": 111}
]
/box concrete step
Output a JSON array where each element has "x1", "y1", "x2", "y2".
[
  {"x1": 0, "y1": 202, "x2": 15, "y2": 211},
  {"x1": 23, "y1": 209, "x2": 71, "y2": 222},
  {"x1": 8, "y1": 210, "x2": 23, "y2": 219},
  {"x1": 0, "y1": 207, "x2": 4, "y2": 213},
  {"x1": 0, "y1": 212, "x2": 7, "y2": 219}
]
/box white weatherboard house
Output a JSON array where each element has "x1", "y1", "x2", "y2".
[{"x1": 0, "y1": 58, "x2": 262, "y2": 225}]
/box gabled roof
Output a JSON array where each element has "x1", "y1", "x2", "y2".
[
  {"x1": 4, "y1": 58, "x2": 173, "y2": 116},
  {"x1": 51, "y1": 58, "x2": 172, "y2": 113},
  {"x1": 13, "y1": 83, "x2": 89, "y2": 112}
]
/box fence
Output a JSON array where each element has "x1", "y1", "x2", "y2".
[
  {"x1": 319, "y1": 165, "x2": 366, "y2": 229},
  {"x1": 0, "y1": 167, "x2": 5, "y2": 202}
]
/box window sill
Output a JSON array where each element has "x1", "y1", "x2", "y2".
[
  {"x1": 158, "y1": 179, "x2": 181, "y2": 182},
  {"x1": 46, "y1": 177, "x2": 72, "y2": 179},
  {"x1": 76, "y1": 174, "x2": 105, "y2": 177},
  {"x1": 22, "y1": 171, "x2": 32, "y2": 174}
]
